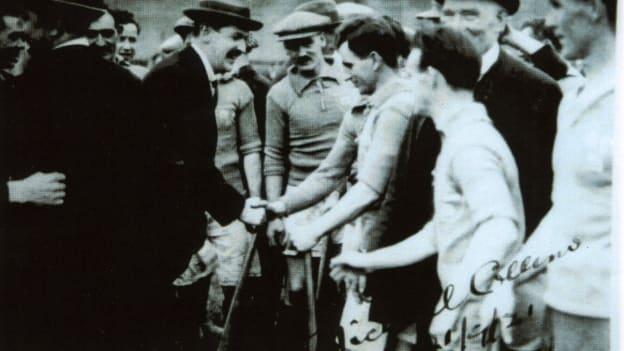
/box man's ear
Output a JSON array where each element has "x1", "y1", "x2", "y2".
[
  {"x1": 589, "y1": 0, "x2": 606, "y2": 22},
  {"x1": 319, "y1": 34, "x2": 327, "y2": 48},
  {"x1": 369, "y1": 51, "x2": 383, "y2": 71},
  {"x1": 197, "y1": 24, "x2": 214, "y2": 44},
  {"x1": 493, "y1": 9, "x2": 508, "y2": 34}
]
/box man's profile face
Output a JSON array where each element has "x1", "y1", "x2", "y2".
[
  {"x1": 87, "y1": 12, "x2": 117, "y2": 61},
  {"x1": 200, "y1": 25, "x2": 248, "y2": 74},
  {"x1": 441, "y1": 0, "x2": 506, "y2": 55},
  {"x1": 338, "y1": 41, "x2": 376, "y2": 95},
  {"x1": 283, "y1": 34, "x2": 325, "y2": 73},
  {"x1": 546, "y1": 0, "x2": 595, "y2": 60},
  {"x1": 116, "y1": 23, "x2": 138, "y2": 63}
]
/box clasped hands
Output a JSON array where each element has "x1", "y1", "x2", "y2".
[{"x1": 242, "y1": 199, "x2": 324, "y2": 252}]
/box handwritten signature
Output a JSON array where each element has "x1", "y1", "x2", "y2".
[
  {"x1": 434, "y1": 238, "x2": 582, "y2": 315},
  {"x1": 431, "y1": 304, "x2": 534, "y2": 350}
]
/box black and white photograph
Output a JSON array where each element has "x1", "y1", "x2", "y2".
[{"x1": 0, "y1": 0, "x2": 619, "y2": 350}]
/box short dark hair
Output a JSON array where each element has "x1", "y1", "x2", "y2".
[
  {"x1": 382, "y1": 15, "x2": 411, "y2": 59},
  {"x1": 419, "y1": 26, "x2": 481, "y2": 90},
  {"x1": 111, "y1": 9, "x2": 140, "y2": 34},
  {"x1": 336, "y1": 15, "x2": 410, "y2": 69}
]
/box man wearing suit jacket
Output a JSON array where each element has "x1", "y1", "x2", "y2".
[
  {"x1": 4, "y1": 1, "x2": 152, "y2": 350},
  {"x1": 441, "y1": 0, "x2": 562, "y2": 236},
  {"x1": 141, "y1": 1, "x2": 265, "y2": 349}
]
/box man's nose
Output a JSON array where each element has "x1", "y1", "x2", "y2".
[
  {"x1": 298, "y1": 46, "x2": 308, "y2": 57},
  {"x1": 16, "y1": 38, "x2": 29, "y2": 50},
  {"x1": 95, "y1": 35, "x2": 107, "y2": 46},
  {"x1": 544, "y1": 11, "x2": 559, "y2": 29},
  {"x1": 443, "y1": 15, "x2": 462, "y2": 31},
  {"x1": 234, "y1": 39, "x2": 246, "y2": 53}
]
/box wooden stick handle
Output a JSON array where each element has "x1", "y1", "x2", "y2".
[
  {"x1": 217, "y1": 234, "x2": 258, "y2": 351},
  {"x1": 304, "y1": 252, "x2": 318, "y2": 351}
]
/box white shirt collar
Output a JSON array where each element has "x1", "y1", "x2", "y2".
[
  {"x1": 53, "y1": 37, "x2": 89, "y2": 50},
  {"x1": 480, "y1": 42, "x2": 500, "y2": 78},
  {"x1": 190, "y1": 42, "x2": 217, "y2": 83}
]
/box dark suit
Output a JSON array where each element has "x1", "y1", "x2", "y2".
[
  {"x1": 4, "y1": 44, "x2": 146, "y2": 351},
  {"x1": 137, "y1": 46, "x2": 245, "y2": 350},
  {"x1": 475, "y1": 50, "x2": 562, "y2": 235}
]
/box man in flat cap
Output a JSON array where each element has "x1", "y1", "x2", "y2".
[
  {"x1": 265, "y1": 10, "x2": 358, "y2": 351},
  {"x1": 294, "y1": 0, "x2": 343, "y2": 68},
  {"x1": 141, "y1": 1, "x2": 266, "y2": 349},
  {"x1": 175, "y1": 15, "x2": 195, "y2": 44},
  {"x1": 440, "y1": 0, "x2": 561, "y2": 238},
  {"x1": 6, "y1": 1, "x2": 149, "y2": 350}
]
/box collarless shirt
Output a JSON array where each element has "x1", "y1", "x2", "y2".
[
  {"x1": 479, "y1": 42, "x2": 500, "y2": 79},
  {"x1": 431, "y1": 101, "x2": 524, "y2": 287},
  {"x1": 213, "y1": 77, "x2": 261, "y2": 195},
  {"x1": 540, "y1": 60, "x2": 614, "y2": 319},
  {"x1": 264, "y1": 63, "x2": 359, "y2": 186},
  {"x1": 282, "y1": 78, "x2": 425, "y2": 251}
]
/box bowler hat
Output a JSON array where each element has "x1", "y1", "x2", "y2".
[
  {"x1": 273, "y1": 11, "x2": 336, "y2": 42},
  {"x1": 294, "y1": 0, "x2": 340, "y2": 25},
  {"x1": 184, "y1": 0, "x2": 263, "y2": 32}
]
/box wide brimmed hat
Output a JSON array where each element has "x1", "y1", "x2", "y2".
[{"x1": 183, "y1": 0, "x2": 263, "y2": 32}]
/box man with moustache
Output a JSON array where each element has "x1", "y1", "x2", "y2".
[
  {"x1": 141, "y1": 1, "x2": 266, "y2": 349},
  {"x1": 440, "y1": 0, "x2": 562, "y2": 237},
  {"x1": 264, "y1": 10, "x2": 358, "y2": 351},
  {"x1": 86, "y1": 5, "x2": 117, "y2": 61},
  {"x1": 294, "y1": 0, "x2": 343, "y2": 69},
  {"x1": 112, "y1": 9, "x2": 148, "y2": 79}
]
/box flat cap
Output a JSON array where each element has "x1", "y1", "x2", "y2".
[
  {"x1": 273, "y1": 11, "x2": 336, "y2": 41},
  {"x1": 336, "y1": 2, "x2": 375, "y2": 20},
  {"x1": 294, "y1": 0, "x2": 340, "y2": 24},
  {"x1": 174, "y1": 15, "x2": 194, "y2": 37}
]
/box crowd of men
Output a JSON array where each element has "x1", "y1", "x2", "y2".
[{"x1": 0, "y1": 0, "x2": 615, "y2": 350}]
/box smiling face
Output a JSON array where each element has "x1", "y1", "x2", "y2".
[
  {"x1": 283, "y1": 34, "x2": 325, "y2": 74},
  {"x1": 87, "y1": 12, "x2": 117, "y2": 61},
  {"x1": 116, "y1": 23, "x2": 138, "y2": 63},
  {"x1": 441, "y1": 0, "x2": 507, "y2": 55},
  {"x1": 546, "y1": 0, "x2": 598, "y2": 60},
  {"x1": 338, "y1": 41, "x2": 377, "y2": 95},
  {"x1": 197, "y1": 24, "x2": 248, "y2": 74}
]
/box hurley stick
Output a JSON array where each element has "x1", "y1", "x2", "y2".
[
  {"x1": 216, "y1": 234, "x2": 258, "y2": 351},
  {"x1": 304, "y1": 252, "x2": 318, "y2": 351}
]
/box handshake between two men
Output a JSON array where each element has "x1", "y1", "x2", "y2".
[{"x1": 240, "y1": 198, "x2": 321, "y2": 254}]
